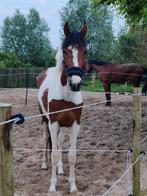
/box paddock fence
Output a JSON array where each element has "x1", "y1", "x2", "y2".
[
  {"x1": 0, "y1": 68, "x2": 44, "y2": 88},
  {"x1": 0, "y1": 68, "x2": 146, "y2": 96}
]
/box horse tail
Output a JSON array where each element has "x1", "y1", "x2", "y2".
[{"x1": 142, "y1": 67, "x2": 147, "y2": 95}]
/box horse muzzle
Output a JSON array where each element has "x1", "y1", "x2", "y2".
[
  {"x1": 69, "y1": 77, "x2": 82, "y2": 91},
  {"x1": 64, "y1": 66, "x2": 85, "y2": 91}
]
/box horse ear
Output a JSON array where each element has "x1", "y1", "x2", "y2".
[
  {"x1": 64, "y1": 22, "x2": 70, "y2": 37},
  {"x1": 80, "y1": 23, "x2": 88, "y2": 37}
]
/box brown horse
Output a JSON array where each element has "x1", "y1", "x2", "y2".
[{"x1": 87, "y1": 60, "x2": 147, "y2": 106}]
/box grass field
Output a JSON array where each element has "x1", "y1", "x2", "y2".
[{"x1": 83, "y1": 78, "x2": 133, "y2": 93}]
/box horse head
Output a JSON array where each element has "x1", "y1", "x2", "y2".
[{"x1": 61, "y1": 22, "x2": 88, "y2": 91}]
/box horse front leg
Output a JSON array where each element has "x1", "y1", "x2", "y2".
[
  {"x1": 103, "y1": 82, "x2": 111, "y2": 107},
  {"x1": 57, "y1": 128, "x2": 66, "y2": 175},
  {"x1": 68, "y1": 121, "x2": 80, "y2": 192},
  {"x1": 48, "y1": 122, "x2": 59, "y2": 192},
  {"x1": 41, "y1": 121, "x2": 49, "y2": 170}
]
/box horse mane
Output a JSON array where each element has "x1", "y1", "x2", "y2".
[
  {"x1": 88, "y1": 60, "x2": 110, "y2": 66},
  {"x1": 62, "y1": 31, "x2": 86, "y2": 49}
]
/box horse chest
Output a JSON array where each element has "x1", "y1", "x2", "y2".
[{"x1": 49, "y1": 99, "x2": 83, "y2": 127}]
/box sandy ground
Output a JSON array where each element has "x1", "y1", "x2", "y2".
[{"x1": 0, "y1": 89, "x2": 147, "y2": 196}]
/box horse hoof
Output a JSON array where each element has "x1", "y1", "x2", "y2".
[
  {"x1": 49, "y1": 186, "x2": 56, "y2": 192},
  {"x1": 106, "y1": 103, "x2": 111, "y2": 107},
  {"x1": 41, "y1": 163, "x2": 48, "y2": 170},
  {"x1": 57, "y1": 167, "x2": 64, "y2": 175},
  {"x1": 70, "y1": 185, "x2": 78, "y2": 193}
]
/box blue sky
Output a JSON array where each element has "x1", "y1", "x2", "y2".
[
  {"x1": 0, "y1": 0, "x2": 68, "y2": 48},
  {"x1": 0, "y1": 0, "x2": 125, "y2": 48}
]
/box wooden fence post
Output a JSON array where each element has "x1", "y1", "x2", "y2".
[
  {"x1": 92, "y1": 73, "x2": 96, "y2": 88},
  {"x1": 124, "y1": 82, "x2": 127, "y2": 94},
  {"x1": 133, "y1": 87, "x2": 141, "y2": 196},
  {"x1": 0, "y1": 103, "x2": 14, "y2": 196}
]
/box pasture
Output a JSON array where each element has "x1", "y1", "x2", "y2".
[{"x1": 0, "y1": 89, "x2": 147, "y2": 195}]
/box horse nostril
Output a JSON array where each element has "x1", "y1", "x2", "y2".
[
  {"x1": 78, "y1": 81, "x2": 82, "y2": 88},
  {"x1": 70, "y1": 82, "x2": 82, "y2": 91}
]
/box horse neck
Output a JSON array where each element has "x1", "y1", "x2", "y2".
[
  {"x1": 55, "y1": 48, "x2": 83, "y2": 104},
  {"x1": 92, "y1": 64, "x2": 102, "y2": 73},
  {"x1": 63, "y1": 87, "x2": 82, "y2": 104},
  {"x1": 60, "y1": 71, "x2": 83, "y2": 104}
]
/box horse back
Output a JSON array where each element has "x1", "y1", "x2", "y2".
[
  {"x1": 37, "y1": 69, "x2": 48, "y2": 88},
  {"x1": 37, "y1": 69, "x2": 49, "y2": 122},
  {"x1": 124, "y1": 63, "x2": 143, "y2": 74}
]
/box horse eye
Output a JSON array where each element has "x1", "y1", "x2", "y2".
[
  {"x1": 63, "y1": 50, "x2": 66, "y2": 54},
  {"x1": 84, "y1": 50, "x2": 87, "y2": 55}
]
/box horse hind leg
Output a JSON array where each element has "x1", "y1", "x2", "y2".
[
  {"x1": 103, "y1": 83, "x2": 111, "y2": 107},
  {"x1": 142, "y1": 82, "x2": 147, "y2": 96},
  {"x1": 41, "y1": 121, "x2": 51, "y2": 170}
]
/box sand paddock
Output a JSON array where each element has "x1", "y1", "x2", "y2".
[{"x1": 0, "y1": 89, "x2": 147, "y2": 196}]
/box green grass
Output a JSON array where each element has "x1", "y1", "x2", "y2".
[
  {"x1": 141, "y1": 189, "x2": 147, "y2": 196},
  {"x1": 83, "y1": 79, "x2": 133, "y2": 93}
]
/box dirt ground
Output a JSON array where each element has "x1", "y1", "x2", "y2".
[{"x1": 0, "y1": 89, "x2": 147, "y2": 196}]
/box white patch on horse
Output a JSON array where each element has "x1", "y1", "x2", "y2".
[
  {"x1": 68, "y1": 121, "x2": 80, "y2": 192},
  {"x1": 55, "y1": 47, "x2": 63, "y2": 71},
  {"x1": 68, "y1": 45, "x2": 72, "y2": 50},
  {"x1": 38, "y1": 69, "x2": 50, "y2": 120},
  {"x1": 71, "y1": 75, "x2": 81, "y2": 83},
  {"x1": 57, "y1": 127, "x2": 67, "y2": 174},
  {"x1": 48, "y1": 121, "x2": 59, "y2": 192},
  {"x1": 70, "y1": 47, "x2": 82, "y2": 85},
  {"x1": 72, "y1": 47, "x2": 79, "y2": 67},
  {"x1": 61, "y1": 84, "x2": 82, "y2": 105},
  {"x1": 41, "y1": 122, "x2": 49, "y2": 169}
]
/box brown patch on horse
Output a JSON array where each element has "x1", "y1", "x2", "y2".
[
  {"x1": 37, "y1": 69, "x2": 48, "y2": 88},
  {"x1": 60, "y1": 70, "x2": 67, "y2": 86},
  {"x1": 49, "y1": 99, "x2": 83, "y2": 127}
]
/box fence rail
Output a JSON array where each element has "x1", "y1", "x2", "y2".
[{"x1": 0, "y1": 68, "x2": 44, "y2": 88}]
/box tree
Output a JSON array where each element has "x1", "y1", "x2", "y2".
[
  {"x1": 2, "y1": 10, "x2": 27, "y2": 57},
  {"x1": 0, "y1": 52, "x2": 23, "y2": 68},
  {"x1": 92, "y1": 0, "x2": 147, "y2": 27},
  {"x1": 112, "y1": 31, "x2": 141, "y2": 63},
  {"x1": 1, "y1": 9, "x2": 54, "y2": 67},
  {"x1": 60, "y1": 0, "x2": 114, "y2": 61}
]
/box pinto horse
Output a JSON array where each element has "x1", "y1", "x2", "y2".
[
  {"x1": 87, "y1": 60, "x2": 147, "y2": 106},
  {"x1": 37, "y1": 22, "x2": 87, "y2": 192}
]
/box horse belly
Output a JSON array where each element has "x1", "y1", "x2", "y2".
[{"x1": 54, "y1": 111, "x2": 77, "y2": 127}]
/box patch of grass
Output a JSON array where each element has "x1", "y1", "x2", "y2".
[
  {"x1": 83, "y1": 79, "x2": 133, "y2": 93},
  {"x1": 141, "y1": 189, "x2": 147, "y2": 196}
]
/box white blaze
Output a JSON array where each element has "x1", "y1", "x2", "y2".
[
  {"x1": 72, "y1": 47, "x2": 79, "y2": 67},
  {"x1": 71, "y1": 47, "x2": 81, "y2": 84}
]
